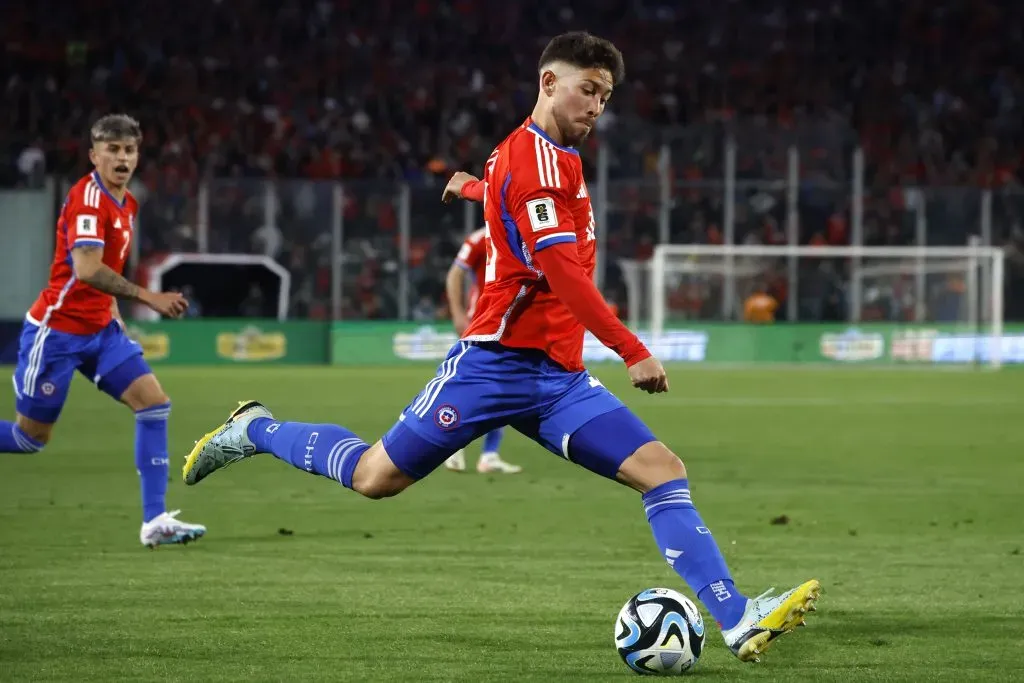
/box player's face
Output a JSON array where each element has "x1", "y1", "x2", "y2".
[
  {"x1": 551, "y1": 67, "x2": 613, "y2": 147},
  {"x1": 89, "y1": 139, "x2": 139, "y2": 189}
]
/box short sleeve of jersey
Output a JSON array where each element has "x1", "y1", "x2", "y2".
[
  {"x1": 66, "y1": 185, "x2": 107, "y2": 249},
  {"x1": 455, "y1": 230, "x2": 487, "y2": 271},
  {"x1": 507, "y1": 135, "x2": 578, "y2": 255}
]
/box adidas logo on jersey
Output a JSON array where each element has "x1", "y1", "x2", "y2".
[{"x1": 576, "y1": 184, "x2": 588, "y2": 199}]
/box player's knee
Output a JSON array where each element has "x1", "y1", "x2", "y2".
[
  {"x1": 120, "y1": 373, "x2": 169, "y2": 412},
  {"x1": 143, "y1": 392, "x2": 171, "y2": 410},
  {"x1": 616, "y1": 441, "x2": 687, "y2": 493},
  {"x1": 353, "y1": 470, "x2": 408, "y2": 500},
  {"x1": 350, "y1": 444, "x2": 414, "y2": 500}
]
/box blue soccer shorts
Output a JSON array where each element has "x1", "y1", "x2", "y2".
[
  {"x1": 382, "y1": 341, "x2": 657, "y2": 480},
  {"x1": 12, "y1": 320, "x2": 152, "y2": 423}
]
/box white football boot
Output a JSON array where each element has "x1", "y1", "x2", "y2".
[
  {"x1": 140, "y1": 510, "x2": 206, "y2": 548},
  {"x1": 444, "y1": 449, "x2": 467, "y2": 472},
  {"x1": 183, "y1": 400, "x2": 274, "y2": 485},
  {"x1": 476, "y1": 452, "x2": 522, "y2": 474},
  {"x1": 721, "y1": 579, "x2": 821, "y2": 662}
]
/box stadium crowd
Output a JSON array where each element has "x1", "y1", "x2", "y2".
[{"x1": 5, "y1": 0, "x2": 1024, "y2": 321}]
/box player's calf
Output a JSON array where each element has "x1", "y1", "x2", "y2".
[
  {"x1": 117, "y1": 371, "x2": 173, "y2": 523},
  {"x1": 570, "y1": 411, "x2": 751, "y2": 638},
  {"x1": 618, "y1": 443, "x2": 751, "y2": 633},
  {"x1": 0, "y1": 414, "x2": 49, "y2": 454},
  {"x1": 184, "y1": 401, "x2": 418, "y2": 500}
]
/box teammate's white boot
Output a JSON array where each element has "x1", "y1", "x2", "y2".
[
  {"x1": 721, "y1": 579, "x2": 821, "y2": 662},
  {"x1": 182, "y1": 400, "x2": 273, "y2": 485},
  {"x1": 444, "y1": 449, "x2": 467, "y2": 472},
  {"x1": 140, "y1": 509, "x2": 206, "y2": 548},
  {"x1": 477, "y1": 452, "x2": 522, "y2": 474}
]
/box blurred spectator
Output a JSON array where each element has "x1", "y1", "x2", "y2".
[
  {"x1": 5, "y1": 0, "x2": 1024, "y2": 320},
  {"x1": 743, "y1": 285, "x2": 778, "y2": 324}
]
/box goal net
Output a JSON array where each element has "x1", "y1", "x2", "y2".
[{"x1": 616, "y1": 242, "x2": 1012, "y2": 368}]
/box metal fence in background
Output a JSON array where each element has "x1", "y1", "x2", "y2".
[{"x1": 51, "y1": 118, "x2": 1023, "y2": 323}]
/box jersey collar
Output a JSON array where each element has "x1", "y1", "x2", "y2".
[
  {"x1": 524, "y1": 118, "x2": 580, "y2": 156},
  {"x1": 91, "y1": 171, "x2": 128, "y2": 208}
]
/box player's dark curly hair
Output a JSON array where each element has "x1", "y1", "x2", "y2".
[
  {"x1": 90, "y1": 114, "x2": 143, "y2": 144},
  {"x1": 538, "y1": 31, "x2": 625, "y2": 85}
]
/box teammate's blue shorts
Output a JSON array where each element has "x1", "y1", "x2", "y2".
[
  {"x1": 12, "y1": 319, "x2": 152, "y2": 423},
  {"x1": 383, "y1": 341, "x2": 657, "y2": 480}
]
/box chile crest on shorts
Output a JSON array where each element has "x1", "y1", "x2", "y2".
[{"x1": 434, "y1": 404, "x2": 460, "y2": 430}]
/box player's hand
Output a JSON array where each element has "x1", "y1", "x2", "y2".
[
  {"x1": 452, "y1": 312, "x2": 469, "y2": 336},
  {"x1": 142, "y1": 290, "x2": 189, "y2": 319},
  {"x1": 628, "y1": 356, "x2": 669, "y2": 394},
  {"x1": 442, "y1": 171, "x2": 479, "y2": 204}
]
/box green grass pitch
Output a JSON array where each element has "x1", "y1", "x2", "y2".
[{"x1": 1, "y1": 364, "x2": 1023, "y2": 682}]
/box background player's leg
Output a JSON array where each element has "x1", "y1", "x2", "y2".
[
  {"x1": 444, "y1": 448, "x2": 467, "y2": 472},
  {"x1": 3, "y1": 322, "x2": 75, "y2": 454},
  {"x1": 94, "y1": 324, "x2": 173, "y2": 524},
  {"x1": 476, "y1": 428, "x2": 521, "y2": 473},
  {"x1": 96, "y1": 322, "x2": 204, "y2": 545},
  {"x1": 113, "y1": 367, "x2": 172, "y2": 523},
  {"x1": 481, "y1": 428, "x2": 504, "y2": 454}
]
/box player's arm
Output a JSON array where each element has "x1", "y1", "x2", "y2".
[
  {"x1": 446, "y1": 261, "x2": 470, "y2": 335},
  {"x1": 535, "y1": 243, "x2": 667, "y2": 393},
  {"x1": 66, "y1": 207, "x2": 188, "y2": 318},
  {"x1": 71, "y1": 245, "x2": 188, "y2": 318},
  {"x1": 532, "y1": 240, "x2": 645, "y2": 363},
  {"x1": 70, "y1": 245, "x2": 143, "y2": 299},
  {"x1": 442, "y1": 171, "x2": 484, "y2": 203},
  {"x1": 515, "y1": 185, "x2": 666, "y2": 392}
]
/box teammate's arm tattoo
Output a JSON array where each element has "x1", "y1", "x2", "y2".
[{"x1": 71, "y1": 246, "x2": 142, "y2": 300}]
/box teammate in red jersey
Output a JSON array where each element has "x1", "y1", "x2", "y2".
[
  {"x1": 184, "y1": 33, "x2": 819, "y2": 666},
  {"x1": 442, "y1": 228, "x2": 521, "y2": 474},
  {"x1": 2, "y1": 114, "x2": 206, "y2": 548}
]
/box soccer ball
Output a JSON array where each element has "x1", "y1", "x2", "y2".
[{"x1": 614, "y1": 588, "x2": 705, "y2": 675}]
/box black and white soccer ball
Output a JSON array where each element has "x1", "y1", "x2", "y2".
[{"x1": 614, "y1": 588, "x2": 706, "y2": 675}]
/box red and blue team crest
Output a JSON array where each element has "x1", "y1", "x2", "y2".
[{"x1": 434, "y1": 404, "x2": 460, "y2": 430}]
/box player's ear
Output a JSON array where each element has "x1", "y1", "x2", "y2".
[
  {"x1": 88, "y1": 146, "x2": 97, "y2": 167},
  {"x1": 540, "y1": 69, "x2": 558, "y2": 97}
]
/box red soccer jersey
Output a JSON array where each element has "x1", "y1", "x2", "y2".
[
  {"x1": 454, "y1": 227, "x2": 487, "y2": 318},
  {"x1": 463, "y1": 118, "x2": 645, "y2": 372},
  {"x1": 28, "y1": 171, "x2": 138, "y2": 335}
]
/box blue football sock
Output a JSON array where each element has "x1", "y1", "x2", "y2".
[
  {"x1": 643, "y1": 478, "x2": 748, "y2": 630},
  {"x1": 481, "y1": 428, "x2": 504, "y2": 454},
  {"x1": 0, "y1": 421, "x2": 44, "y2": 453},
  {"x1": 248, "y1": 418, "x2": 368, "y2": 489},
  {"x1": 135, "y1": 403, "x2": 171, "y2": 523}
]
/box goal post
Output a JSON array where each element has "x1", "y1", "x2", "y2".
[
  {"x1": 142, "y1": 253, "x2": 292, "y2": 321},
  {"x1": 643, "y1": 242, "x2": 1007, "y2": 368}
]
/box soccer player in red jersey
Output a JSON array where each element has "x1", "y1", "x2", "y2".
[
  {"x1": 184, "y1": 34, "x2": 819, "y2": 664},
  {"x1": 3, "y1": 115, "x2": 206, "y2": 548},
  {"x1": 442, "y1": 227, "x2": 521, "y2": 474}
]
